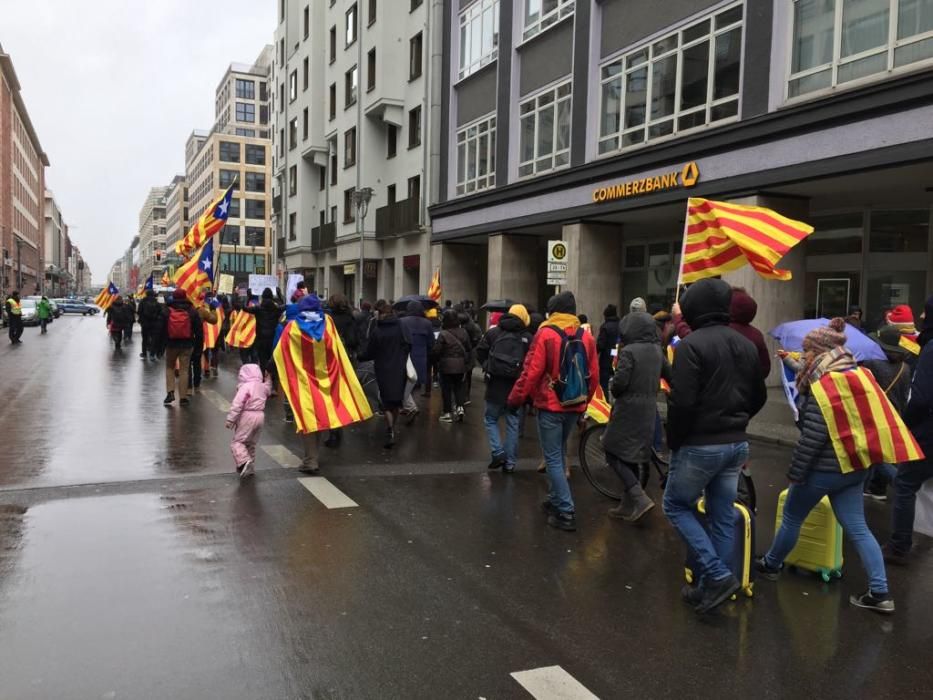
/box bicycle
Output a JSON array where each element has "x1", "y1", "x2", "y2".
[{"x1": 578, "y1": 420, "x2": 669, "y2": 501}]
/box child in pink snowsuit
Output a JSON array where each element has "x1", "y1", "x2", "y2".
[{"x1": 225, "y1": 363, "x2": 273, "y2": 479}]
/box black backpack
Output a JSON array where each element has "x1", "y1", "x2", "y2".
[{"x1": 486, "y1": 330, "x2": 528, "y2": 379}]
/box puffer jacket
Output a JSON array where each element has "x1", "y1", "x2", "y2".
[
  {"x1": 246, "y1": 297, "x2": 285, "y2": 341},
  {"x1": 475, "y1": 313, "x2": 532, "y2": 405},
  {"x1": 862, "y1": 351, "x2": 911, "y2": 416},
  {"x1": 905, "y1": 339, "x2": 933, "y2": 449},
  {"x1": 226, "y1": 364, "x2": 273, "y2": 425},
  {"x1": 787, "y1": 393, "x2": 844, "y2": 482},
  {"x1": 432, "y1": 327, "x2": 472, "y2": 375}
]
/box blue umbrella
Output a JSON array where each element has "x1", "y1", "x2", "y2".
[{"x1": 769, "y1": 318, "x2": 885, "y2": 362}]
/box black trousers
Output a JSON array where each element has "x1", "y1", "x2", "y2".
[
  {"x1": 9, "y1": 318, "x2": 23, "y2": 342},
  {"x1": 440, "y1": 373, "x2": 465, "y2": 414}
]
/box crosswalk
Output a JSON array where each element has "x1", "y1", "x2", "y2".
[{"x1": 510, "y1": 666, "x2": 600, "y2": 700}]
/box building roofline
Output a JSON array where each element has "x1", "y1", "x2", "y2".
[{"x1": 0, "y1": 46, "x2": 50, "y2": 167}]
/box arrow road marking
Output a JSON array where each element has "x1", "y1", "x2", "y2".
[
  {"x1": 298, "y1": 477, "x2": 358, "y2": 509},
  {"x1": 510, "y1": 666, "x2": 599, "y2": 700}
]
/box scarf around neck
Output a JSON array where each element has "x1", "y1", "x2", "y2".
[
  {"x1": 797, "y1": 346, "x2": 857, "y2": 392},
  {"x1": 540, "y1": 312, "x2": 580, "y2": 334}
]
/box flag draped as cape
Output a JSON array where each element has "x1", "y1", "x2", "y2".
[{"x1": 225, "y1": 309, "x2": 256, "y2": 348}]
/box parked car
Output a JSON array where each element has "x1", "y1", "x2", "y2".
[
  {"x1": 26, "y1": 296, "x2": 60, "y2": 318},
  {"x1": 19, "y1": 299, "x2": 39, "y2": 326},
  {"x1": 55, "y1": 299, "x2": 99, "y2": 315}
]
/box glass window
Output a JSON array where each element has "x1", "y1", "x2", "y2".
[
  {"x1": 289, "y1": 118, "x2": 298, "y2": 149},
  {"x1": 598, "y1": 3, "x2": 742, "y2": 155},
  {"x1": 245, "y1": 199, "x2": 265, "y2": 219},
  {"x1": 456, "y1": 114, "x2": 496, "y2": 195},
  {"x1": 228, "y1": 198, "x2": 241, "y2": 218},
  {"x1": 329, "y1": 83, "x2": 337, "y2": 120},
  {"x1": 330, "y1": 26, "x2": 337, "y2": 62},
  {"x1": 218, "y1": 141, "x2": 240, "y2": 163},
  {"x1": 459, "y1": 0, "x2": 499, "y2": 80},
  {"x1": 345, "y1": 66, "x2": 358, "y2": 107},
  {"x1": 344, "y1": 188, "x2": 356, "y2": 223},
  {"x1": 408, "y1": 106, "x2": 422, "y2": 147},
  {"x1": 368, "y1": 48, "x2": 377, "y2": 90},
  {"x1": 346, "y1": 3, "x2": 358, "y2": 46},
  {"x1": 235, "y1": 102, "x2": 255, "y2": 123},
  {"x1": 235, "y1": 79, "x2": 255, "y2": 99},
  {"x1": 304, "y1": 5, "x2": 310, "y2": 37},
  {"x1": 303, "y1": 57, "x2": 309, "y2": 90},
  {"x1": 410, "y1": 32, "x2": 423, "y2": 80},
  {"x1": 387, "y1": 124, "x2": 398, "y2": 158},
  {"x1": 219, "y1": 169, "x2": 239, "y2": 190},
  {"x1": 806, "y1": 212, "x2": 864, "y2": 254},
  {"x1": 245, "y1": 172, "x2": 266, "y2": 193},
  {"x1": 245, "y1": 226, "x2": 265, "y2": 246},
  {"x1": 369, "y1": 0, "x2": 377, "y2": 24},
  {"x1": 289, "y1": 70, "x2": 298, "y2": 101},
  {"x1": 518, "y1": 81, "x2": 571, "y2": 177},
  {"x1": 289, "y1": 165, "x2": 298, "y2": 196},
  {"x1": 221, "y1": 225, "x2": 241, "y2": 245},
  {"x1": 523, "y1": 0, "x2": 574, "y2": 41},
  {"x1": 869, "y1": 209, "x2": 930, "y2": 252},
  {"x1": 245, "y1": 144, "x2": 266, "y2": 165},
  {"x1": 345, "y1": 127, "x2": 357, "y2": 167},
  {"x1": 790, "y1": 0, "x2": 933, "y2": 98}
]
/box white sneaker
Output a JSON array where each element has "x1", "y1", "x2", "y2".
[
  {"x1": 240, "y1": 460, "x2": 255, "y2": 479},
  {"x1": 439, "y1": 413, "x2": 454, "y2": 423}
]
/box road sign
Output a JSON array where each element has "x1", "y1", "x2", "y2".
[{"x1": 547, "y1": 240, "x2": 568, "y2": 286}]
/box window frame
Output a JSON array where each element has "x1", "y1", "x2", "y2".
[
  {"x1": 523, "y1": 0, "x2": 574, "y2": 41},
  {"x1": 235, "y1": 102, "x2": 256, "y2": 123},
  {"x1": 408, "y1": 106, "x2": 422, "y2": 148},
  {"x1": 289, "y1": 117, "x2": 298, "y2": 150},
  {"x1": 455, "y1": 113, "x2": 497, "y2": 196},
  {"x1": 345, "y1": 65, "x2": 358, "y2": 108},
  {"x1": 346, "y1": 3, "x2": 358, "y2": 47},
  {"x1": 245, "y1": 171, "x2": 266, "y2": 193},
  {"x1": 245, "y1": 198, "x2": 265, "y2": 220},
  {"x1": 303, "y1": 5, "x2": 310, "y2": 38},
  {"x1": 289, "y1": 165, "x2": 298, "y2": 197},
  {"x1": 368, "y1": 0, "x2": 377, "y2": 26},
  {"x1": 458, "y1": 0, "x2": 500, "y2": 80},
  {"x1": 367, "y1": 48, "x2": 377, "y2": 91},
  {"x1": 344, "y1": 127, "x2": 357, "y2": 168},
  {"x1": 329, "y1": 83, "x2": 337, "y2": 120},
  {"x1": 218, "y1": 141, "x2": 241, "y2": 163},
  {"x1": 303, "y1": 57, "x2": 309, "y2": 91},
  {"x1": 344, "y1": 187, "x2": 357, "y2": 224},
  {"x1": 302, "y1": 107, "x2": 309, "y2": 141},
  {"x1": 410, "y1": 32, "x2": 424, "y2": 80},
  {"x1": 235, "y1": 78, "x2": 255, "y2": 99},
  {"x1": 786, "y1": 0, "x2": 933, "y2": 102},
  {"x1": 289, "y1": 70, "x2": 298, "y2": 102},
  {"x1": 245, "y1": 144, "x2": 266, "y2": 165},
  {"x1": 330, "y1": 26, "x2": 337, "y2": 63},
  {"x1": 387, "y1": 124, "x2": 398, "y2": 159},
  {"x1": 517, "y1": 80, "x2": 571, "y2": 178},
  {"x1": 596, "y1": 2, "x2": 744, "y2": 157}
]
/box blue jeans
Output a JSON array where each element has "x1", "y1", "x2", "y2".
[
  {"x1": 537, "y1": 410, "x2": 579, "y2": 514},
  {"x1": 662, "y1": 442, "x2": 748, "y2": 583},
  {"x1": 765, "y1": 470, "x2": 888, "y2": 595},
  {"x1": 890, "y1": 457, "x2": 933, "y2": 554},
  {"x1": 484, "y1": 401, "x2": 520, "y2": 467}
]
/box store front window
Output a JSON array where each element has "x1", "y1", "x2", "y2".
[{"x1": 622, "y1": 240, "x2": 680, "y2": 311}]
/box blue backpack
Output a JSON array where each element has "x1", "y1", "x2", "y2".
[{"x1": 546, "y1": 326, "x2": 590, "y2": 407}]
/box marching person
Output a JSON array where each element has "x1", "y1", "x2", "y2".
[
  {"x1": 432, "y1": 309, "x2": 473, "y2": 423},
  {"x1": 6, "y1": 291, "x2": 23, "y2": 344},
  {"x1": 596, "y1": 304, "x2": 621, "y2": 394},
  {"x1": 161, "y1": 289, "x2": 202, "y2": 406},
  {"x1": 225, "y1": 363, "x2": 273, "y2": 480},
  {"x1": 138, "y1": 288, "x2": 162, "y2": 361},
  {"x1": 359, "y1": 301, "x2": 411, "y2": 448},
  {"x1": 400, "y1": 300, "x2": 434, "y2": 419}
]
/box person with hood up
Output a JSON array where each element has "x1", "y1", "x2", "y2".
[
  {"x1": 105, "y1": 296, "x2": 134, "y2": 351},
  {"x1": 400, "y1": 300, "x2": 435, "y2": 418},
  {"x1": 432, "y1": 309, "x2": 473, "y2": 423},
  {"x1": 846, "y1": 305, "x2": 863, "y2": 330},
  {"x1": 225, "y1": 364, "x2": 273, "y2": 480},
  {"x1": 37, "y1": 296, "x2": 52, "y2": 334},
  {"x1": 884, "y1": 294, "x2": 933, "y2": 567},
  {"x1": 455, "y1": 304, "x2": 483, "y2": 403},
  {"x1": 602, "y1": 311, "x2": 671, "y2": 522},
  {"x1": 161, "y1": 288, "x2": 203, "y2": 406},
  {"x1": 476, "y1": 304, "x2": 532, "y2": 472},
  {"x1": 137, "y1": 288, "x2": 162, "y2": 361},
  {"x1": 124, "y1": 295, "x2": 137, "y2": 343},
  {"x1": 596, "y1": 304, "x2": 621, "y2": 394},
  {"x1": 756, "y1": 318, "x2": 899, "y2": 614},
  {"x1": 727, "y1": 287, "x2": 771, "y2": 378},
  {"x1": 245, "y1": 287, "x2": 286, "y2": 378},
  {"x1": 359, "y1": 304, "x2": 412, "y2": 448},
  {"x1": 662, "y1": 278, "x2": 767, "y2": 613},
  {"x1": 508, "y1": 291, "x2": 599, "y2": 532}
]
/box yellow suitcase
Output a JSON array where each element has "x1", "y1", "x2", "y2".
[{"x1": 775, "y1": 489, "x2": 844, "y2": 582}]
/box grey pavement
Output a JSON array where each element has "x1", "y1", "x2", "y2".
[{"x1": 0, "y1": 317, "x2": 931, "y2": 699}]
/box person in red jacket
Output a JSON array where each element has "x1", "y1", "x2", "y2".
[{"x1": 508, "y1": 291, "x2": 599, "y2": 531}]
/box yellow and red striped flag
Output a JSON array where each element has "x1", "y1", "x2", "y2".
[
  {"x1": 225, "y1": 309, "x2": 256, "y2": 348},
  {"x1": 160, "y1": 271, "x2": 171, "y2": 287},
  {"x1": 899, "y1": 335, "x2": 920, "y2": 356},
  {"x1": 95, "y1": 282, "x2": 119, "y2": 311},
  {"x1": 427, "y1": 269, "x2": 441, "y2": 302},
  {"x1": 274, "y1": 315, "x2": 373, "y2": 434},
  {"x1": 586, "y1": 384, "x2": 612, "y2": 424},
  {"x1": 680, "y1": 198, "x2": 814, "y2": 283},
  {"x1": 203, "y1": 305, "x2": 224, "y2": 350},
  {"x1": 173, "y1": 239, "x2": 214, "y2": 303},
  {"x1": 810, "y1": 367, "x2": 923, "y2": 473},
  {"x1": 175, "y1": 184, "x2": 234, "y2": 258}
]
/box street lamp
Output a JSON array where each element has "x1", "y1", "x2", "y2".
[{"x1": 352, "y1": 186, "x2": 374, "y2": 306}]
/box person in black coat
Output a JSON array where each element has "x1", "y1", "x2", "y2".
[
  {"x1": 596, "y1": 304, "x2": 621, "y2": 393},
  {"x1": 137, "y1": 290, "x2": 163, "y2": 361},
  {"x1": 400, "y1": 300, "x2": 435, "y2": 414},
  {"x1": 245, "y1": 287, "x2": 285, "y2": 377},
  {"x1": 123, "y1": 296, "x2": 137, "y2": 342},
  {"x1": 359, "y1": 306, "x2": 411, "y2": 448},
  {"x1": 323, "y1": 293, "x2": 359, "y2": 447}
]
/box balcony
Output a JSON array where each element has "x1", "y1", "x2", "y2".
[
  {"x1": 375, "y1": 198, "x2": 421, "y2": 239},
  {"x1": 310, "y1": 222, "x2": 336, "y2": 251}
]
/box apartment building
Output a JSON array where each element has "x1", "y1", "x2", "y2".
[
  {"x1": 186, "y1": 48, "x2": 274, "y2": 286},
  {"x1": 43, "y1": 190, "x2": 69, "y2": 295},
  {"x1": 274, "y1": 0, "x2": 443, "y2": 302},
  {"x1": 137, "y1": 186, "x2": 170, "y2": 282},
  {"x1": 1, "y1": 43, "x2": 49, "y2": 295},
  {"x1": 163, "y1": 174, "x2": 188, "y2": 279},
  {"x1": 429, "y1": 0, "x2": 933, "y2": 382}
]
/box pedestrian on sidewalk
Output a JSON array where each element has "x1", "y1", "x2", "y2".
[
  {"x1": 161, "y1": 288, "x2": 202, "y2": 406},
  {"x1": 6, "y1": 291, "x2": 23, "y2": 344},
  {"x1": 602, "y1": 311, "x2": 670, "y2": 522},
  {"x1": 476, "y1": 304, "x2": 531, "y2": 473},
  {"x1": 508, "y1": 291, "x2": 599, "y2": 532},
  {"x1": 884, "y1": 295, "x2": 933, "y2": 567},
  {"x1": 662, "y1": 279, "x2": 766, "y2": 613},
  {"x1": 596, "y1": 304, "x2": 620, "y2": 394},
  {"x1": 225, "y1": 363, "x2": 273, "y2": 480},
  {"x1": 432, "y1": 309, "x2": 473, "y2": 423},
  {"x1": 138, "y1": 289, "x2": 162, "y2": 360},
  {"x1": 400, "y1": 300, "x2": 434, "y2": 420},
  {"x1": 37, "y1": 296, "x2": 52, "y2": 334},
  {"x1": 358, "y1": 301, "x2": 411, "y2": 448},
  {"x1": 756, "y1": 318, "x2": 899, "y2": 615}
]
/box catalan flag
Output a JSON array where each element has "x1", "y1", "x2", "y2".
[
  {"x1": 809, "y1": 366, "x2": 923, "y2": 473},
  {"x1": 144, "y1": 273, "x2": 154, "y2": 292},
  {"x1": 173, "y1": 239, "x2": 214, "y2": 303},
  {"x1": 203, "y1": 305, "x2": 224, "y2": 350},
  {"x1": 680, "y1": 198, "x2": 814, "y2": 283},
  {"x1": 899, "y1": 335, "x2": 920, "y2": 356},
  {"x1": 427, "y1": 269, "x2": 441, "y2": 302},
  {"x1": 225, "y1": 309, "x2": 256, "y2": 348},
  {"x1": 160, "y1": 271, "x2": 171, "y2": 287},
  {"x1": 175, "y1": 184, "x2": 234, "y2": 258},
  {"x1": 586, "y1": 384, "x2": 612, "y2": 424},
  {"x1": 95, "y1": 282, "x2": 119, "y2": 311},
  {"x1": 274, "y1": 313, "x2": 373, "y2": 434}
]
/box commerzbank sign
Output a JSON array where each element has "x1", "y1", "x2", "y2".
[{"x1": 591, "y1": 161, "x2": 699, "y2": 203}]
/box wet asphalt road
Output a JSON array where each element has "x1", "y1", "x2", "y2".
[{"x1": 0, "y1": 317, "x2": 931, "y2": 699}]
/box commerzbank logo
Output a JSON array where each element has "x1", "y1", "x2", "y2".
[{"x1": 591, "y1": 161, "x2": 700, "y2": 203}]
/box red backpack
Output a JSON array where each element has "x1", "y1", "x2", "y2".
[{"x1": 167, "y1": 306, "x2": 192, "y2": 340}]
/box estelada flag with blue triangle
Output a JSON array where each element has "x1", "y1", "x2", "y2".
[
  {"x1": 95, "y1": 282, "x2": 119, "y2": 311},
  {"x1": 173, "y1": 238, "x2": 214, "y2": 303},
  {"x1": 144, "y1": 273, "x2": 154, "y2": 291},
  {"x1": 175, "y1": 184, "x2": 234, "y2": 258}
]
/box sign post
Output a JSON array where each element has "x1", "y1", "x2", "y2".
[{"x1": 547, "y1": 240, "x2": 568, "y2": 293}]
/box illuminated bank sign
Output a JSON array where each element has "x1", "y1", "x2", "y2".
[{"x1": 592, "y1": 162, "x2": 700, "y2": 203}]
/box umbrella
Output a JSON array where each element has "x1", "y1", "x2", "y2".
[
  {"x1": 393, "y1": 294, "x2": 439, "y2": 311},
  {"x1": 480, "y1": 299, "x2": 514, "y2": 312},
  {"x1": 769, "y1": 318, "x2": 885, "y2": 362}
]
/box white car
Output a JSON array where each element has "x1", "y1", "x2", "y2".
[{"x1": 19, "y1": 299, "x2": 38, "y2": 326}]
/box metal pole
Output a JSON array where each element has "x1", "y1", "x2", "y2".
[
  {"x1": 16, "y1": 237, "x2": 22, "y2": 291},
  {"x1": 356, "y1": 1, "x2": 364, "y2": 307}
]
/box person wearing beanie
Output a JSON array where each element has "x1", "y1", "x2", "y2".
[
  {"x1": 476, "y1": 304, "x2": 532, "y2": 473},
  {"x1": 596, "y1": 304, "x2": 621, "y2": 393},
  {"x1": 160, "y1": 286, "x2": 203, "y2": 406},
  {"x1": 757, "y1": 317, "x2": 896, "y2": 614},
  {"x1": 629, "y1": 297, "x2": 647, "y2": 314},
  {"x1": 884, "y1": 293, "x2": 933, "y2": 567},
  {"x1": 508, "y1": 291, "x2": 599, "y2": 531},
  {"x1": 886, "y1": 304, "x2": 918, "y2": 340},
  {"x1": 663, "y1": 278, "x2": 767, "y2": 613}
]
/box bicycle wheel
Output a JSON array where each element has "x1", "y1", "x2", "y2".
[{"x1": 578, "y1": 424, "x2": 623, "y2": 501}]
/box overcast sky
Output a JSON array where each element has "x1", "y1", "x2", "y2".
[{"x1": 2, "y1": 0, "x2": 275, "y2": 284}]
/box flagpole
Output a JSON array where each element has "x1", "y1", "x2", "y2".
[{"x1": 674, "y1": 199, "x2": 691, "y2": 305}]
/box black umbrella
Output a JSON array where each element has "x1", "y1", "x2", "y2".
[
  {"x1": 480, "y1": 299, "x2": 514, "y2": 312},
  {"x1": 393, "y1": 294, "x2": 439, "y2": 311}
]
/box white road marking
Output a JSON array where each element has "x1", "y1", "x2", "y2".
[
  {"x1": 200, "y1": 388, "x2": 231, "y2": 413},
  {"x1": 510, "y1": 666, "x2": 599, "y2": 700},
  {"x1": 298, "y1": 477, "x2": 359, "y2": 509},
  {"x1": 261, "y1": 444, "x2": 302, "y2": 469}
]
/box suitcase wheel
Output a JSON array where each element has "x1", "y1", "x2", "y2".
[
  {"x1": 820, "y1": 570, "x2": 831, "y2": 583},
  {"x1": 743, "y1": 585, "x2": 754, "y2": 598},
  {"x1": 831, "y1": 569, "x2": 842, "y2": 579}
]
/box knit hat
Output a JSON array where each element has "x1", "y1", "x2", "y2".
[
  {"x1": 546, "y1": 291, "x2": 576, "y2": 315},
  {"x1": 173, "y1": 288, "x2": 187, "y2": 301},
  {"x1": 603, "y1": 304, "x2": 618, "y2": 320},
  {"x1": 298, "y1": 293, "x2": 321, "y2": 312},
  {"x1": 509, "y1": 304, "x2": 530, "y2": 328},
  {"x1": 888, "y1": 304, "x2": 916, "y2": 334},
  {"x1": 802, "y1": 317, "x2": 847, "y2": 355},
  {"x1": 629, "y1": 297, "x2": 647, "y2": 313}
]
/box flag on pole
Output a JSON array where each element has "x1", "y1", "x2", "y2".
[
  {"x1": 203, "y1": 305, "x2": 224, "y2": 351},
  {"x1": 95, "y1": 282, "x2": 119, "y2": 311},
  {"x1": 274, "y1": 314, "x2": 373, "y2": 434},
  {"x1": 144, "y1": 274, "x2": 154, "y2": 292},
  {"x1": 160, "y1": 270, "x2": 171, "y2": 287},
  {"x1": 680, "y1": 198, "x2": 814, "y2": 283},
  {"x1": 427, "y1": 269, "x2": 442, "y2": 302},
  {"x1": 586, "y1": 384, "x2": 612, "y2": 424},
  {"x1": 225, "y1": 309, "x2": 257, "y2": 348},
  {"x1": 779, "y1": 353, "x2": 801, "y2": 422},
  {"x1": 174, "y1": 184, "x2": 234, "y2": 258},
  {"x1": 810, "y1": 367, "x2": 924, "y2": 472},
  {"x1": 173, "y1": 239, "x2": 215, "y2": 303}
]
